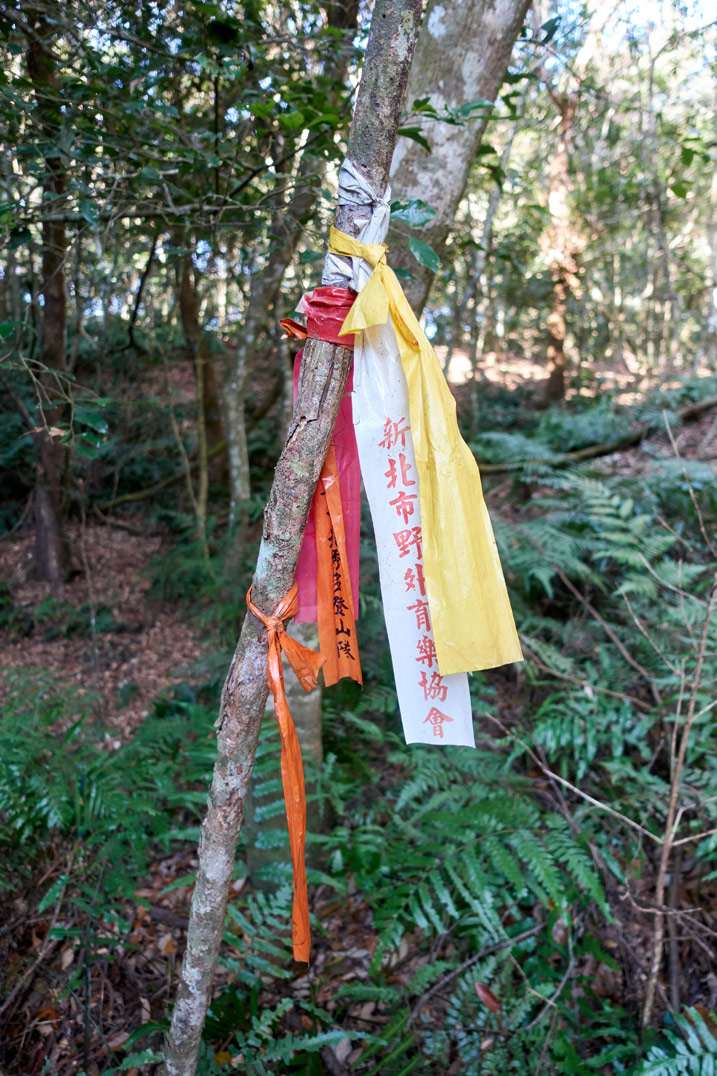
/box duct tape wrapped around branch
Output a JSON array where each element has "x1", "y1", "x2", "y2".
[{"x1": 323, "y1": 158, "x2": 391, "y2": 292}]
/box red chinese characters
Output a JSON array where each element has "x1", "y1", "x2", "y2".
[
  {"x1": 404, "y1": 562, "x2": 426, "y2": 596},
  {"x1": 423, "y1": 706, "x2": 454, "y2": 739},
  {"x1": 407, "y1": 598, "x2": 431, "y2": 631},
  {"x1": 378, "y1": 414, "x2": 453, "y2": 739},
  {"x1": 419, "y1": 670, "x2": 448, "y2": 702},
  {"x1": 393, "y1": 526, "x2": 422, "y2": 559},
  {"x1": 379, "y1": 416, "x2": 410, "y2": 451},
  {"x1": 384, "y1": 453, "x2": 414, "y2": 489},
  {"x1": 389, "y1": 489, "x2": 418, "y2": 525}
]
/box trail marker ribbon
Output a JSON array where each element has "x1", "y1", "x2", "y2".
[
  {"x1": 292, "y1": 286, "x2": 362, "y2": 685},
  {"x1": 330, "y1": 226, "x2": 522, "y2": 678},
  {"x1": 246, "y1": 584, "x2": 325, "y2": 962}
]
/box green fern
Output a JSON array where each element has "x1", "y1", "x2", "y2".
[{"x1": 634, "y1": 1009, "x2": 717, "y2": 1076}]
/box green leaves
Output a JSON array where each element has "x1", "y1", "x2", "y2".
[
  {"x1": 540, "y1": 17, "x2": 560, "y2": 45},
  {"x1": 404, "y1": 95, "x2": 495, "y2": 139},
  {"x1": 669, "y1": 180, "x2": 689, "y2": 199},
  {"x1": 397, "y1": 126, "x2": 431, "y2": 152},
  {"x1": 407, "y1": 235, "x2": 440, "y2": 273},
  {"x1": 117, "y1": 1049, "x2": 165, "y2": 1070},
  {"x1": 139, "y1": 164, "x2": 161, "y2": 183},
  {"x1": 635, "y1": 1009, "x2": 717, "y2": 1075},
  {"x1": 79, "y1": 199, "x2": 98, "y2": 225},
  {"x1": 390, "y1": 198, "x2": 436, "y2": 227},
  {"x1": 277, "y1": 109, "x2": 304, "y2": 132},
  {"x1": 250, "y1": 100, "x2": 274, "y2": 120}
]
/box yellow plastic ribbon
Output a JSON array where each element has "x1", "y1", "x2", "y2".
[{"x1": 330, "y1": 226, "x2": 522, "y2": 676}]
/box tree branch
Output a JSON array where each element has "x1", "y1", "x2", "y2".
[{"x1": 163, "y1": 3, "x2": 424, "y2": 1072}]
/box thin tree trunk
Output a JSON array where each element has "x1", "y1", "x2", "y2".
[
  {"x1": 223, "y1": 0, "x2": 362, "y2": 804},
  {"x1": 646, "y1": 57, "x2": 680, "y2": 378},
  {"x1": 541, "y1": 77, "x2": 579, "y2": 401},
  {"x1": 224, "y1": 0, "x2": 360, "y2": 527},
  {"x1": 177, "y1": 247, "x2": 228, "y2": 493},
  {"x1": 442, "y1": 82, "x2": 530, "y2": 379},
  {"x1": 163, "y1": 3, "x2": 423, "y2": 1072},
  {"x1": 388, "y1": 0, "x2": 531, "y2": 314},
  {"x1": 26, "y1": 13, "x2": 73, "y2": 586},
  {"x1": 702, "y1": 55, "x2": 717, "y2": 369},
  {"x1": 536, "y1": 0, "x2": 620, "y2": 400},
  {"x1": 127, "y1": 230, "x2": 158, "y2": 353}
]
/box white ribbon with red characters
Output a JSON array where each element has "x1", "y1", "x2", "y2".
[
  {"x1": 352, "y1": 320, "x2": 475, "y2": 747},
  {"x1": 326, "y1": 159, "x2": 475, "y2": 747}
]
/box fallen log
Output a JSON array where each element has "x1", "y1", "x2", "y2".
[{"x1": 478, "y1": 396, "x2": 717, "y2": 475}]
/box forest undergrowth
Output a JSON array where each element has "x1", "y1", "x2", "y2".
[{"x1": 2, "y1": 376, "x2": 717, "y2": 1076}]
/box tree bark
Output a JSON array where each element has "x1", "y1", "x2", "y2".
[
  {"x1": 177, "y1": 247, "x2": 228, "y2": 488},
  {"x1": 163, "y1": 3, "x2": 423, "y2": 1072},
  {"x1": 388, "y1": 0, "x2": 531, "y2": 314},
  {"x1": 26, "y1": 13, "x2": 73, "y2": 586},
  {"x1": 645, "y1": 52, "x2": 680, "y2": 379},
  {"x1": 543, "y1": 92, "x2": 578, "y2": 401},
  {"x1": 706, "y1": 57, "x2": 717, "y2": 369}
]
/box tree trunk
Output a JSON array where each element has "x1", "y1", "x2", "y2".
[
  {"x1": 537, "y1": 0, "x2": 620, "y2": 400},
  {"x1": 224, "y1": 0, "x2": 360, "y2": 527},
  {"x1": 177, "y1": 248, "x2": 228, "y2": 487},
  {"x1": 388, "y1": 0, "x2": 531, "y2": 314},
  {"x1": 544, "y1": 93, "x2": 577, "y2": 402},
  {"x1": 223, "y1": 0, "x2": 362, "y2": 819},
  {"x1": 706, "y1": 58, "x2": 717, "y2": 369},
  {"x1": 442, "y1": 83, "x2": 529, "y2": 381},
  {"x1": 163, "y1": 3, "x2": 422, "y2": 1072},
  {"x1": 26, "y1": 13, "x2": 73, "y2": 586},
  {"x1": 646, "y1": 54, "x2": 681, "y2": 378}
]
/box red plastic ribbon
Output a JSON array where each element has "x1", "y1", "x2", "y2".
[
  {"x1": 246, "y1": 583, "x2": 325, "y2": 963},
  {"x1": 304, "y1": 285, "x2": 357, "y2": 347},
  {"x1": 293, "y1": 289, "x2": 362, "y2": 685}
]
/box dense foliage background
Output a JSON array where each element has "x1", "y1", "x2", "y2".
[{"x1": 1, "y1": 0, "x2": 716, "y2": 1073}]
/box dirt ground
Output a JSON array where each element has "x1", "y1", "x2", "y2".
[{"x1": 0, "y1": 521, "x2": 205, "y2": 736}]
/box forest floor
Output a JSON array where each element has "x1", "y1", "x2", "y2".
[
  {"x1": 2, "y1": 387, "x2": 717, "y2": 1075},
  {"x1": 7, "y1": 401, "x2": 713, "y2": 736},
  {"x1": 0, "y1": 522, "x2": 206, "y2": 736}
]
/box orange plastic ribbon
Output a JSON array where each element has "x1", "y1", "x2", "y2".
[
  {"x1": 279, "y1": 317, "x2": 308, "y2": 341},
  {"x1": 246, "y1": 583, "x2": 325, "y2": 963},
  {"x1": 313, "y1": 443, "x2": 362, "y2": 687}
]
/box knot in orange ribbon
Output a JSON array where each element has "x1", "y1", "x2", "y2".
[{"x1": 246, "y1": 583, "x2": 325, "y2": 963}]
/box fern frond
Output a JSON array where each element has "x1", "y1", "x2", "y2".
[{"x1": 636, "y1": 1008, "x2": 717, "y2": 1075}]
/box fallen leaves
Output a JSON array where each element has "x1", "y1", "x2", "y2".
[{"x1": 474, "y1": 982, "x2": 501, "y2": 1013}]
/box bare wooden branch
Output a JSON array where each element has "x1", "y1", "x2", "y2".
[{"x1": 642, "y1": 574, "x2": 717, "y2": 1028}]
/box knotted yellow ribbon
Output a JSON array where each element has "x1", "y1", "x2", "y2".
[{"x1": 329, "y1": 226, "x2": 522, "y2": 676}]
